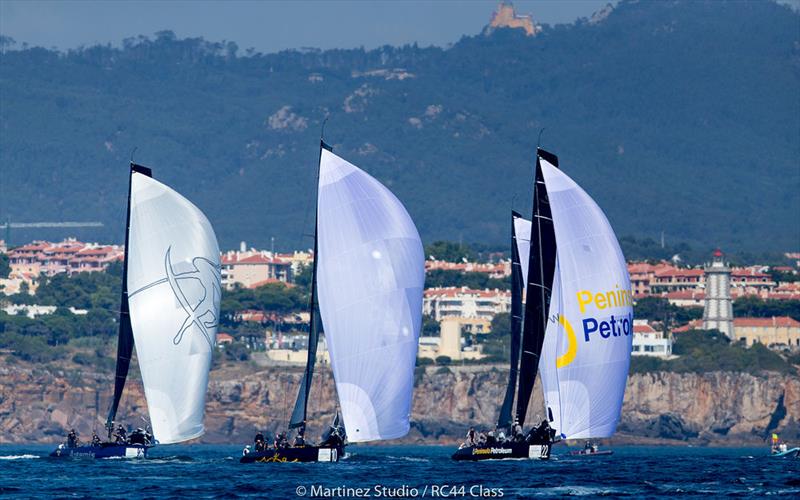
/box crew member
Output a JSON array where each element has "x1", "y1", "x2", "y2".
[
  {"x1": 115, "y1": 424, "x2": 128, "y2": 444},
  {"x1": 466, "y1": 427, "x2": 476, "y2": 446},
  {"x1": 67, "y1": 429, "x2": 78, "y2": 448},
  {"x1": 294, "y1": 431, "x2": 305, "y2": 447},
  {"x1": 254, "y1": 432, "x2": 266, "y2": 452},
  {"x1": 91, "y1": 433, "x2": 101, "y2": 447}
]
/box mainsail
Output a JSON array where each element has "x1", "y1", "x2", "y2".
[
  {"x1": 120, "y1": 165, "x2": 221, "y2": 444},
  {"x1": 515, "y1": 151, "x2": 557, "y2": 426},
  {"x1": 537, "y1": 155, "x2": 633, "y2": 439},
  {"x1": 315, "y1": 148, "x2": 425, "y2": 443},
  {"x1": 107, "y1": 164, "x2": 150, "y2": 428}
]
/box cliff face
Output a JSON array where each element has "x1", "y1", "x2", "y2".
[{"x1": 0, "y1": 363, "x2": 797, "y2": 445}]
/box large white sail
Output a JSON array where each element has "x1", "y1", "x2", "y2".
[
  {"x1": 538, "y1": 157, "x2": 633, "y2": 439},
  {"x1": 316, "y1": 148, "x2": 425, "y2": 443},
  {"x1": 126, "y1": 172, "x2": 221, "y2": 444}
]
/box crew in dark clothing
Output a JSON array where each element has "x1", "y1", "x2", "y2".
[
  {"x1": 91, "y1": 433, "x2": 101, "y2": 447},
  {"x1": 254, "y1": 432, "x2": 266, "y2": 451},
  {"x1": 486, "y1": 431, "x2": 497, "y2": 446},
  {"x1": 466, "y1": 427, "x2": 476, "y2": 446},
  {"x1": 67, "y1": 429, "x2": 79, "y2": 448},
  {"x1": 115, "y1": 424, "x2": 128, "y2": 444},
  {"x1": 274, "y1": 432, "x2": 289, "y2": 449},
  {"x1": 293, "y1": 431, "x2": 305, "y2": 447},
  {"x1": 512, "y1": 423, "x2": 524, "y2": 442}
]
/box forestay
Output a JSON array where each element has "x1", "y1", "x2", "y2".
[
  {"x1": 126, "y1": 172, "x2": 221, "y2": 444},
  {"x1": 316, "y1": 149, "x2": 425, "y2": 443},
  {"x1": 538, "y1": 158, "x2": 633, "y2": 439}
]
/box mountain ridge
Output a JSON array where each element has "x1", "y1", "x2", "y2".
[{"x1": 0, "y1": 0, "x2": 797, "y2": 252}]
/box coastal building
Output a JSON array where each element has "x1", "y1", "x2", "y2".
[
  {"x1": 650, "y1": 267, "x2": 705, "y2": 294},
  {"x1": 702, "y1": 249, "x2": 734, "y2": 338},
  {"x1": 423, "y1": 287, "x2": 511, "y2": 322},
  {"x1": 220, "y1": 249, "x2": 293, "y2": 289},
  {"x1": 417, "y1": 318, "x2": 485, "y2": 361},
  {"x1": 265, "y1": 338, "x2": 330, "y2": 365},
  {"x1": 733, "y1": 317, "x2": 800, "y2": 349},
  {"x1": 2, "y1": 304, "x2": 88, "y2": 319},
  {"x1": 425, "y1": 258, "x2": 510, "y2": 279},
  {"x1": 631, "y1": 320, "x2": 673, "y2": 357},
  {"x1": 6, "y1": 239, "x2": 122, "y2": 278}
]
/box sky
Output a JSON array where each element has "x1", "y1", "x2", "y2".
[{"x1": 0, "y1": 0, "x2": 616, "y2": 53}]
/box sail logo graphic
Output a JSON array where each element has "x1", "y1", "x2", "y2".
[
  {"x1": 129, "y1": 247, "x2": 221, "y2": 350},
  {"x1": 576, "y1": 286, "x2": 633, "y2": 345},
  {"x1": 550, "y1": 285, "x2": 633, "y2": 368},
  {"x1": 165, "y1": 247, "x2": 221, "y2": 349}
]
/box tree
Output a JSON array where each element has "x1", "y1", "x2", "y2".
[
  {"x1": 422, "y1": 315, "x2": 440, "y2": 337},
  {"x1": 733, "y1": 296, "x2": 800, "y2": 321},
  {"x1": 0, "y1": 253, "x2": 10, "y2": 278},
  {"x1": 424, "y1": 241, "x2": 476, "y2": 263}
]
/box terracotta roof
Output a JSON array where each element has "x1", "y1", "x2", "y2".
[
  {"x1": 217, "y1": 333, "x2": 234, "y2": 342},
  {"x1": 734, "y1": 317, "x2": 800, "y2": 328},
  {"x1": 634, "y1": 324, "x2": 657, "y2": 333},
  {"x1": 664, "y1": 290, "x2": 705, "y2": 300},
  {"x1": 655, "y1": 268, "x2": 704, "y2": 278},
  {"x1": 672, "y1": 319, "x2": 703, "y2": 333}
]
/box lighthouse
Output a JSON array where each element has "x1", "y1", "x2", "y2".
[{"x1": 702, "y1": 249, "x2": 734, "y2": 338}]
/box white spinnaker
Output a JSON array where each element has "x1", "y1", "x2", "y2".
[
  {"x1": 316, "y1": 149, "x2": 425, "y2": 443},
  {"x1": 127, "y1": 172, "x2": 221, "y2": 444},
  {"x1": 539, "y1": 158, "x2": 633, "y2": 439}
]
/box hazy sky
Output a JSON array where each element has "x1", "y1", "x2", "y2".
[{"x1": 0, "y1": 0, "x2": 616, "y2": 52}]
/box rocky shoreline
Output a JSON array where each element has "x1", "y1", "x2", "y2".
[{"x1": 0, "y1": 360, "x2": 797, "y2": 446}]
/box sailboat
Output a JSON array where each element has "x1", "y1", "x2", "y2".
[
  {"x1": 452, "y1": 147, "x2": 632, "y2": 461},
  {"x1": 241, "y1": 139, "x2": 425, "y2": 463},
  {"x1": 51, "y1": 162, "x2": 221, "y2": 458}
]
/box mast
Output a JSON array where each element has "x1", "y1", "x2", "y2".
[
  {"x1": 497, "y1": 210, "x2": 524, "y2": 429},
  {"x1": 106, "y1": 162, "x2": 151, "y2": 433},
  {"x1": 289, "y1": 139, "x2": 332, "y2": 433},
  {"x1": 515, "y1": 149, "x2": 557, "y2": 426}
]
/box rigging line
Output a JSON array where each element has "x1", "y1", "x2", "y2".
[{"x1": 296, "y1": 116, "x2": 330, "y2": 252}]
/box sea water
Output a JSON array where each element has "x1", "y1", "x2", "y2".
[{"x1": 0, "y1": 444, "x2": 797, "y2": 498}]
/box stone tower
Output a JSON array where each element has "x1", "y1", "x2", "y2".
[{"x1": 702, "y1": 249, "x2": 734, "y2": 338}]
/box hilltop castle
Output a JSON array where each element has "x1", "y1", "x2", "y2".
[{"x1": 484, "y1": 2, "x2": 540, "y2": 37}]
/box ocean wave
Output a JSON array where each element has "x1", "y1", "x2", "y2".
[{"x1": 0, "y1": 454, "x2": 40, "y2": 460}]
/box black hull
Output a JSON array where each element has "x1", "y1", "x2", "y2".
[
  {"x1": 452, "y1": 442, "x2": 551, "y2": 461},
  {"x1": 240, "y1": 445, "x2": 344, "y2": 463},
  {"x1": 49, "y1": 443, "x2": 151, "y2": 459}
]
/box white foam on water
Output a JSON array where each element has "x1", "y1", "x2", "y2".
[{"x1": 0, "y1": 454, "x2": 40, "y2": 460}]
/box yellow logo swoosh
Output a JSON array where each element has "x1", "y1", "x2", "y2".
[{"x1": 556, "y1": 315, "x2": 578, "y2": 368}]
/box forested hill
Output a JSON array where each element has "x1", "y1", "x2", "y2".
[{"x1": 0, "y1": 0, "x2": 798, "y2": 252}]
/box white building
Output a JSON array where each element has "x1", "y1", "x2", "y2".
[
  {"x1": 632, "y1": 320, "x2": 673, "y2": 358},
  {"x1": 423, "y1": 287, "x2": 510, "y2": 322}
]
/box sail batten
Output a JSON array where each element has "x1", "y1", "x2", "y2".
[{"x1": 316, "y1": 149, "x2": 424, "y2": 443}]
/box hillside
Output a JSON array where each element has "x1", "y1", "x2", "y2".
[{"x1": 0, "y1": 0, "x2": 798, "y2": 251}]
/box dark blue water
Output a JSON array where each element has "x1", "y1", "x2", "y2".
[{"x1": 0, "y1": 444, "x2": 797, "y2": 498}]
